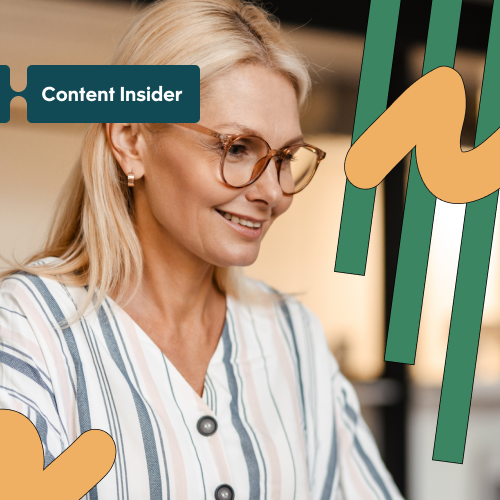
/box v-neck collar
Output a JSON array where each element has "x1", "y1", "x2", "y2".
[{"x1": 104, "y1": 293, "x2": 232, "y2": 402}]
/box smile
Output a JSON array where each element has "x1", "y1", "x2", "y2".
[{"x1": 217, "y1": 210, "x2": 262, "y2": 228}]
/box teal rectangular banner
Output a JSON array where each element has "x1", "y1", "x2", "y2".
[{"x1": 6, "y1": 65, "x2": 200, "y2": 123}]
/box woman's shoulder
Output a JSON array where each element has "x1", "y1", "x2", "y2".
[
  {"x1": 234, "y1": 275, "x2": 298, "y2": 311},
  {"x1": 1, "y1": 257, "x2": 63, "y2": 294},
  {"x1": 235, "y1": 276, "x2": 328, "y2": 347},
  {"x1": 0, "y1": 257, "x2": 85, "y2": 323},
  {"x1": 238, "y1": 279, "x2": 341, "y2": 404}
]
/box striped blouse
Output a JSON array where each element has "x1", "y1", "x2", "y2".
[{"x1": 0, "y1": 264, "x2": 403, "y2": 500}]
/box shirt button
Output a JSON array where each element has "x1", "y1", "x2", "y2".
[
  {"x1": 215, "y1": 484, "x2": 234, "y2": 500},
  {"x1": 197, "y1": 415, "x2": 218, "y2": 436}
]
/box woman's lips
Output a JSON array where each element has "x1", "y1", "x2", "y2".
[{"x1": 216, "y1": 209, "x2": 264, "y2": 239}]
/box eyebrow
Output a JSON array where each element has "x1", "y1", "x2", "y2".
[{"x1": 215, "y1": 121, "x2": 304, "y2": 148}]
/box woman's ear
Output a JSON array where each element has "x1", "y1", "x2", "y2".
[{"x1": 106, "y1": 123, "x2": 146, "y2": 180}]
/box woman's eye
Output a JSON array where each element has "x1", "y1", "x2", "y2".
[
  {"x1": 228, "y1": 144, "x2": 248, "y2": 156},
  {"x1": 281, "y1": 153, "x2": 296, "y2": 169}
]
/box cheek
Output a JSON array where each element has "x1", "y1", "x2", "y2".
[
  {"x1": 143, "y1": 147, "x2": 223, "y2": 229},
  {"x1": 274, "y1": 195, "x2": 293, "y2": 218},
  {"x1": 263, "y1": 196, "x2": 293, "y2": 236}
]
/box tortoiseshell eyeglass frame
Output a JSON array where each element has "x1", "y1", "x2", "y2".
[{"x1": 175, "y1": 123, "x2": 326, "y2": 195}]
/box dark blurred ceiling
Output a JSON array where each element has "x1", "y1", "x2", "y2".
[{"x1": 132, "y1": 0, "x2": 493, "y2": 52}]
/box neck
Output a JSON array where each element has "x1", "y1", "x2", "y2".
[
  {"x1": 139, "y1": 247, "x2": 221, "y2": 327},
  {"x1": 123, "y1": 211, "x2": 226, "y2": 332}
]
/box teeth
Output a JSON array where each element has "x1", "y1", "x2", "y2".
[{"x1": 220, "y1": 211, "x2": 261, "y2": 228}]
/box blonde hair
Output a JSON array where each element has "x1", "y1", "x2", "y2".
[{"x1": 3, "y1": 0, "x2": 311, "y2": 316}]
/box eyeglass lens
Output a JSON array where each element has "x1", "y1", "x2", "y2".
[{"x1": 222, "y1": 136, "x2": 319, "y2": 194}]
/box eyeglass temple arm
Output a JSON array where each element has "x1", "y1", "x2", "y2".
[
  {"x1": 177, "y1": 123, "x2": 230, "y2": 142},
  {"x1": 178, "y1": 123, "x2": 327, "y2": 161}
]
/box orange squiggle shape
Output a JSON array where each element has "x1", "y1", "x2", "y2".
[
  {"x1": 0, "y1": 410, "x2": 116, "y2": 499},
  {"x1": 345, "y1": 66, "x2": 500, "y2": 204}
]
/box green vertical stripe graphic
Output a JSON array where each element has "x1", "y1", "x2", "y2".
[
  {"x1": 433, "y1": 0, "x2": 500, "y2": 463},
  {"x1": 335, "y1": 0, "x2": 498, "y2": 462},
  {"x1": 385, "y1": 0, "x2": 462, "y2": 364},
  {"x1": 335, "y1": 0, "x2": 400, "y2": 276}
]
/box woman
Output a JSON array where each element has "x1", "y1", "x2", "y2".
[{"x1": 0, "y1": 1, "x2": 403, "y2": 499}]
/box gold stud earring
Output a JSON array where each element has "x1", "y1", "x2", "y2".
[{"x1": 127, "y1": 172, "x2": 135, "y2": 187}]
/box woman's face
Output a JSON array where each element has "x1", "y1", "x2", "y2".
[{"x1": 125, "y1": 64, "x2": 302, "y2": 268}]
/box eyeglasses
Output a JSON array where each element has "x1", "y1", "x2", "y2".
[{"x1": 176, "y1": 123, "x2": 326, "y2": 195}]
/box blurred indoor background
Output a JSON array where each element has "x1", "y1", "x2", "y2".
[{"x1": 1, "y1": 0, "x2": 499, "y2": 498}]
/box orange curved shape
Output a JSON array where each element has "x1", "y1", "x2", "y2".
[
  {"x1": 0, "y1": 410, "x2": 116, "y2": 499},
  {"x1": 345, "y1": 66, "x2": 500, "y2": 204}
]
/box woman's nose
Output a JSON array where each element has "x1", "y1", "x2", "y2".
[{"x1": 248, "y1": 156, "x2": 283, "y2": 205}]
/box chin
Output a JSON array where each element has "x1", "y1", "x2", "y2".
[{"x1": 211, "y1": 247, "x2": 260, "y2": 268}]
